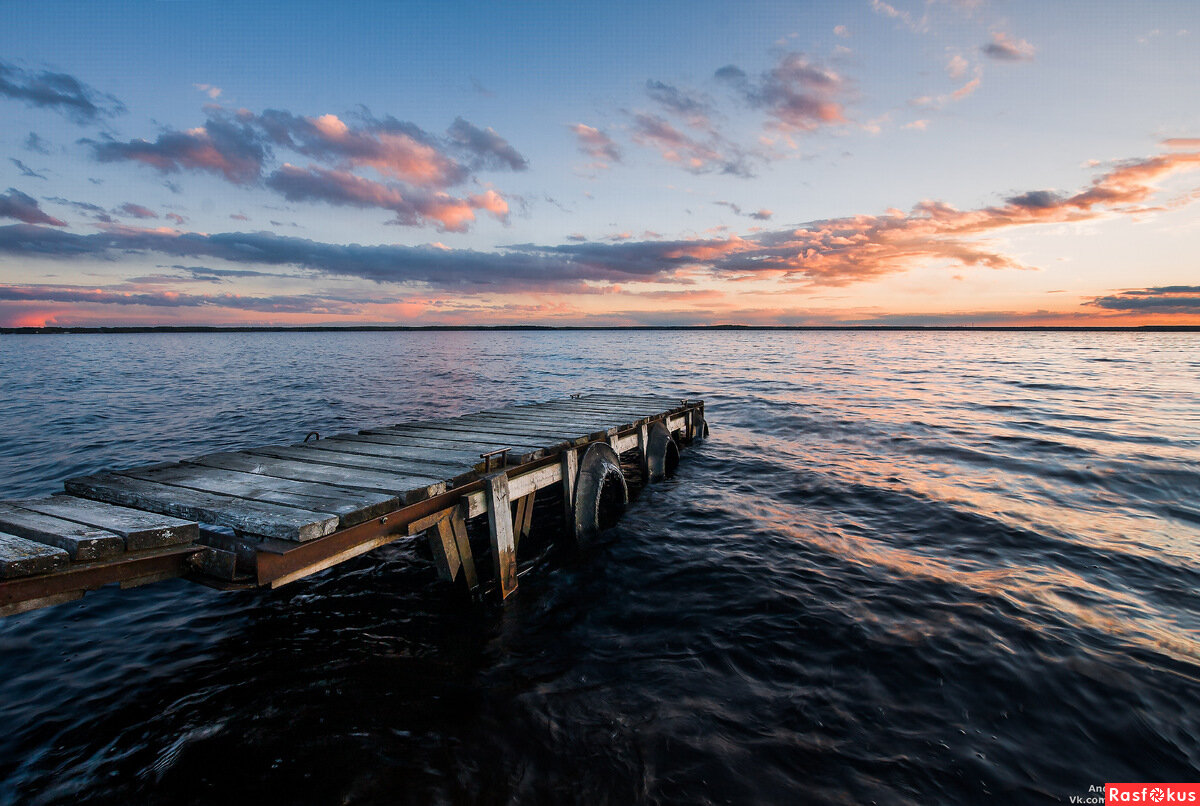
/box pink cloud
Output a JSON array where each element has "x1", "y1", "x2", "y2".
[
  {"x1": 569, "y1": 123, "x2": 621, "y2": 165},
  {"x1": 265, "y1": 163, "x2": 510, "y2": 231},
  {"x1": 982, "y1": 32, "x2": 1036, "y2": 61}
]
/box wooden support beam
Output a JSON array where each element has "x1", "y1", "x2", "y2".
[
  {"x1": 560, "y1": 448, "x2": 578, "y2": 542},
  {"x1": 426, "y1": 519, "x2": 461, "y2": 583},
  {"x1": 483, "y1": 472, "x2": 517, "y2": 600},
  {"x1": 636, "y1": 423, "x2": 650, "y2": 480},
  {"x1": 448, "y1": 502, "x2": 478, "y2": 593},
  {"x1": 513, "y1": 491, "x2": 535, "y2": 543}
]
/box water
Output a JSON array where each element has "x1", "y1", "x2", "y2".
[{"x1": 0, "y1": 330, "x2": 1197, "y2": 804}]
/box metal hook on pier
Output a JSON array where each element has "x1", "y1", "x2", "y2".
[
  {"x1": 304, "y1": 431, "x2": 320, "y2": 442},
  {"x1": 480, "y1": 447, "x2": 510, "y2": 471}
]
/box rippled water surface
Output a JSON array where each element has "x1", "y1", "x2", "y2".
[{"x1": 0, "y1": 331, "x2": 1197, "y2": 804}]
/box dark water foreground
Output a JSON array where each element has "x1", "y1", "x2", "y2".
[{"x1": 0, "y1": 331, "x2": 1196, "y2": 805}]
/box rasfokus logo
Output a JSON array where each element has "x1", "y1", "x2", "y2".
[{"x1": 1106, "y1": 783, "x2": 1200, "y2": 803}]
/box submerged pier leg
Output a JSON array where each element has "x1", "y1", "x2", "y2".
[
  {"x1": 560, "y1": 448, "x2": 579, "y2": 542},
  {"x1": 484, "y1": 472, "x2": 518, "y2": 600},
  {"x1": 448, "y1": 502, "x2": 479, "y2": 594}
]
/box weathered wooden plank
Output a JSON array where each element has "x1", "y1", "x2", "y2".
[
  {"x1": 8, "y1": 496, "x2": 196, "y2": 550},
  {"x1": 0, "y1": 504, "x2": 124, "y2": 561},
  {"x1": 330, "y1": 434, "x2": 495, "y2": 466},
  {"x1": 379, "y1": 426, "x2": 576, "y2": 453},
  {"x1": 0, "y1": 531, "x2": 70, "y2": 579},
  {"x1": 546, "y1": 406, "x2": 679, "y2": 421},
  {"x1": 517, "y1": 401, "x2": 671, "y2": 419},
  {"x1": 484, "y1": 473, "x2": 517, "y2": 600},
  {"x1": 387, "y1": 421, "x2": 588, "y2": 446},
  {"x1": 187, "y1": 451, "x2": 444, "y2": 504},
  {"x1": 302, "y1": 438, "x2": 483, "y2": 481},
  {"x1": 467, "y1": 411, "x2": 626, "y2": 433},
  {"x1": 408, "y1": 417, "x2": 592, "y2": 439},
  {"x1": 363, "y1": 428, "x2": 546, "y2": 459},
  {"x1": 253, "y1": 443, "x2": 469, "y2": 481},
  {"x1": 385, "y1": 420, "x2": 578, "y2": 443},
  {"x1": 65, "y1": 474, "x2": 338, "y2": 542},
  {"x1": 117, "y1": 464, "x2": 398, "y2": 527}
]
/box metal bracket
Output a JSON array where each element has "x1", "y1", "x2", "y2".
[{"x1": 480, "y1": 447, "x2": 510, "y2": 471}]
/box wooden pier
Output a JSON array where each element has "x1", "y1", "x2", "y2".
[{"x1": 0, "y1": 394, "x2": 707, "y2": 616}]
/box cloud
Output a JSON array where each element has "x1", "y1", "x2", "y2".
[
  {"x1": 0, "y1": 189, "x2": 66, "y2": 226},
  {"x1": 10, "y1": 158, "x2": 46, "y2": 180},
  {"x1": 982, "y1": 32, "x2": 1035, "y2": 61},
  {"x1": 446, "y1": 117, "x2": 528, "y2": 171},
  {"x1": 645, "y1": 80, "x2": 713, "y2": 129},
  {"x1": 3, "y1": 144, "x2": 1196, "y2": 293},
  {"x1": 946, "y1": 53, "x2": 969, "y2": 80},
  {"x1": 81, "y1": 106, "x2": 524, "y2": 232},
  {"x1": 264, "y1": 163, "x2": 509, "y2": 231},
  {"x1": 869, "y1": 0, "x2": 925, "y2": 32},
  {"x1": 569, "y1": 123, "x2": 622, "y2": 165},
  {"x1": 1086, "y1": 286, "x2": 1200, "y2": 313},
  {"x1": 717, "y1": 52, "x2": 848, "y2": 133},
  {"x1": 194, "y1": 83, "x2": 222, "y2": 99},
  {"x1": 0, "y1": 60, "x2": 124, "y2": 122},
  {"x1": 43, "y1": 195, "x2": 114, "y2": 223},
  {"x1": 24, "y1": 132, "x2": 50, "y2": 154},
  {"x1": 912, "y1": 65, "x2": 982, "y2": 109},
  {"x1": 0, "y1": 283, "x2": 364, "y2": 315},
  {"x1": 833, "y1": 25, "x2": 849, "y2": 38},
  {"x1": 715, "y1": 201, "x2": 773, "y2": 220},
  {"x1": 118, "y1": 202, "x2": 158, "y2": 219},
  {"x1": 85, "y1": 114, "x2": 268, "y2": 184},
  {"x1": 254, "y1": 109, "x2": 523, "y2": 186},
  {"x1": 631, "y1": 113, "x2": 750, "y2": 176}
]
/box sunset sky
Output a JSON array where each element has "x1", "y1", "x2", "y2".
[{"x1": 1, "y1": 0, "x2": 1198, "y2": 327}]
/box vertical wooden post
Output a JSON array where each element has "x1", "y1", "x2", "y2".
[
  {"x1": 449, "y1": 501, "x2": 478, "y2": 593},
  {"x1": 483, "y1": 472, "x2": 518, "y2": 600},
  {"x1": 560, "y1": 448, "x2": 578, "y2": 540},
  {"x1": 636, "y1": 422, "x2": 650, "y2": 480}
]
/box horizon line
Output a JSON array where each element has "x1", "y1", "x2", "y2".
[{"x1": 3, "y1": 324, "x2": 1199, "y2": 335}]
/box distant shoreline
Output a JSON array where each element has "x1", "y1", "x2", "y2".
[{"x1": 2, "y1": 324, "x2": 1198, "y2": 334}]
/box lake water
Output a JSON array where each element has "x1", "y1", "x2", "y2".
[{"x1": 0, "y1": 330, "x2": 1197, "y2": 804}]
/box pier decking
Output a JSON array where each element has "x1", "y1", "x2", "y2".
[{"x1": 0, "y1": 394, "x2": 707, "y2": 616}]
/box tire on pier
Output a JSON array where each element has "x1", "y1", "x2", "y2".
[
  {"x1": 645, "y1": 420, "x2": 680, "y2": 482},
  {"x1": 573, "y1": 442, "x2": 629, "y2": 540}
]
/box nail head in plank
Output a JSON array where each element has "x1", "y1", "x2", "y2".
[
  {"x1": 9, "y1": 496, "x2": 197, "y2": 550},
  {"x1": 65, "y1": 473, "x2": 338, "y2": 542},
  {"x1": 0, "y1": 531, "x2": 70, "y2": 579},
  {"x1": 0, "y1": 504, "x2": 124, "y2": 561}
]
